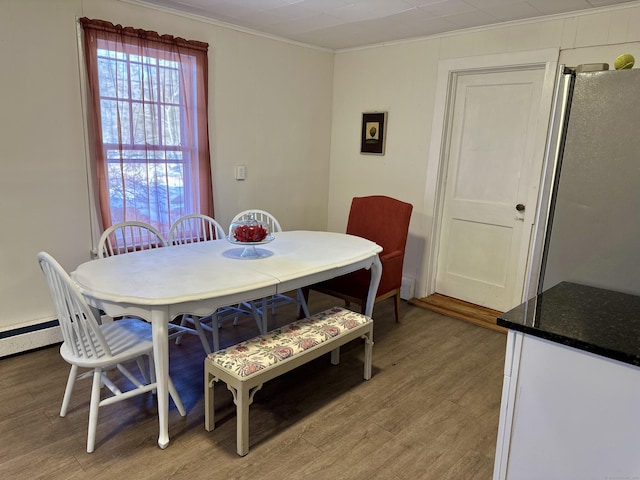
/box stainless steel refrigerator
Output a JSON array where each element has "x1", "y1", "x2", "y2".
[{"x1": 529, "y1": 65, "x2": 640, "y2": 298}]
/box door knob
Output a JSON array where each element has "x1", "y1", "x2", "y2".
[{"x1": 515, "y1": 204, "x2": 525, "y2": 212}]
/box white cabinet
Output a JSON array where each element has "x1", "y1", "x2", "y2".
[{"x1": 493, "y1": 331, "x2": 640, "y2": 480}]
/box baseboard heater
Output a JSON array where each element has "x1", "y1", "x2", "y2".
[{"x1": 0, "y1": 320, "x2": 62, "y2": 358}]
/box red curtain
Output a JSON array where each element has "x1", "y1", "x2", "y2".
[{"x1": 80, "y1": 18, "x2": 213, "y2": 238}]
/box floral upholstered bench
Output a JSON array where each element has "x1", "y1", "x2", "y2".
[{"x1": 204, "y1": 306, "x2": 374, "y2": 456}]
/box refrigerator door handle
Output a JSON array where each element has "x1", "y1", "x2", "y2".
[{"x1": 523, "y1": 66, "x2": 575, "y2": 300}]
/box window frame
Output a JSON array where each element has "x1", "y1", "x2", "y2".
[{"x1": 79, "y1": 17, "x2": 213, "y2": 243}]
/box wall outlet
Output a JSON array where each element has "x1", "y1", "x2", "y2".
[{"x1": 235, "y1": 165, "x2": 246, "y2": 180}]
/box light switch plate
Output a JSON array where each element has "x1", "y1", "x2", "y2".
[{"x1": 235, "y1": 165, "x2": 246, "y2": 180}]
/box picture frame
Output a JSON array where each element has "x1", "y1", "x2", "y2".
[{"x1": 360, "y1": 112, "x2": 387, "y2": 155}]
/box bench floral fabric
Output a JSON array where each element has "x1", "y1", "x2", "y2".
[{"x1": 207, "y1": 306, "x2": 370, "y2": 379}]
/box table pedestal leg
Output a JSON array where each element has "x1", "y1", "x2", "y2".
[
  {"x1": 364, "y1": 255, "x2": 382, "y2": 317},
  {"x1": 152, "y1": 309, "x2": 170, "y2": 449}
]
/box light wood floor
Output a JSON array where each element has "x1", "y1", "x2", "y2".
[{"x1": 0, "y1": 292, "x2": 507, "y2": 480}]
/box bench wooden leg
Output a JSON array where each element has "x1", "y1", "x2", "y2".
[
  {"x1": 363, "y1": 329, "x2": 374, "y2": 380},
  {"x1": 227, "y1": 383, "x2": 263, "y2": 456},
  {"x1": 330, "y1": 347, "x2": 340, "y2": 365},
  {"x1": 204, "y1": 370, "x2": 216, "y2": 431},
  {"x1": 237, "y1": 385, "x2": 250, "y2": 456}
]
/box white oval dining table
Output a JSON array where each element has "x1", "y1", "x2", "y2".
[{"x1": 72, "y1": 230, "x2": 382, "y2": 449}]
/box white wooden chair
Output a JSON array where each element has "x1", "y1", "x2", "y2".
[
  {"x1": 231, "y1": 209, "x2": 284, "y2": 235},
  {"x1": 97, "y1": 221, "x2": 167, "y2": 258},
  {"x1": 97, "y1": 220, "x2": 197, "y2": 342},
  {"x1": 168, "y1": 213, "x2": 226, "y2": 245},
  {"x1": 168, "y1": 214, "x2": 260, "y2": 353},
  {"x1": 37, "y1": 251, "x2": 185, "y2": 453},
  {"x1": 230, "y1": 210, "x2": 310, "y2": 323}
]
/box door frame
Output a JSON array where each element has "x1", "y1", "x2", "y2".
[{"x1": 417, "y1": 49, "x2": 559, "y2": 302}]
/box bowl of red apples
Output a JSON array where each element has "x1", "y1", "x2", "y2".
[
  {"x1": 228, "y1": 214, "x2": 273, "y2": 244},
  {"x1": 232, "y1": 223, "x2": 269, "y2": 242}
]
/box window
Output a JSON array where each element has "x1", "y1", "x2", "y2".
[{"x1": 80, "y1": 18, "x2": 213, "y2": 239}]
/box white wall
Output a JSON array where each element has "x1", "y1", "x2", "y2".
[
  {"x1": 0, "y1": 0, "x2": 333, "y2": 352},
  {"x1": 3, "y1": 0, "x2": 640, "y2": 354},
  {"x1": 329, "y1": 2, "x2": 640, "y2": 299},
  {"x1": 1, "y1": 0, "x2": 91, "y2": 337}
]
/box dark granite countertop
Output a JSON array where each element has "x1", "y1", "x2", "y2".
[{"x1": 498, "y1": 282, "x2": 640, "y2": 367}]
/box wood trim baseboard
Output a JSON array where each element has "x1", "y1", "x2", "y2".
[
  {"x1": 409, "y1": 294, "x2": 506, "y2": 334},
  {"x1": 0, "y1": 323, "x2": 62, "y2": 358}
]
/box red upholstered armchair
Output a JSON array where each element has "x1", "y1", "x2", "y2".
[{"x1": 304, "y1": 195, "x2": 413, "y2": 322}]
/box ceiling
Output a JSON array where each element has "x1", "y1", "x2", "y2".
[{"x1": 135, "y1": 0, "x2": 637, "y2": 50}]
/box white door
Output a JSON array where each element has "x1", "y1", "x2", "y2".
[{"x1": 435, "y1": 67, "x2": 549, "y2": 312}]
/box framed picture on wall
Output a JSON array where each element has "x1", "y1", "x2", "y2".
[{"x1": 360, "y1": 112, "x2": 387, "y2": 155}]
